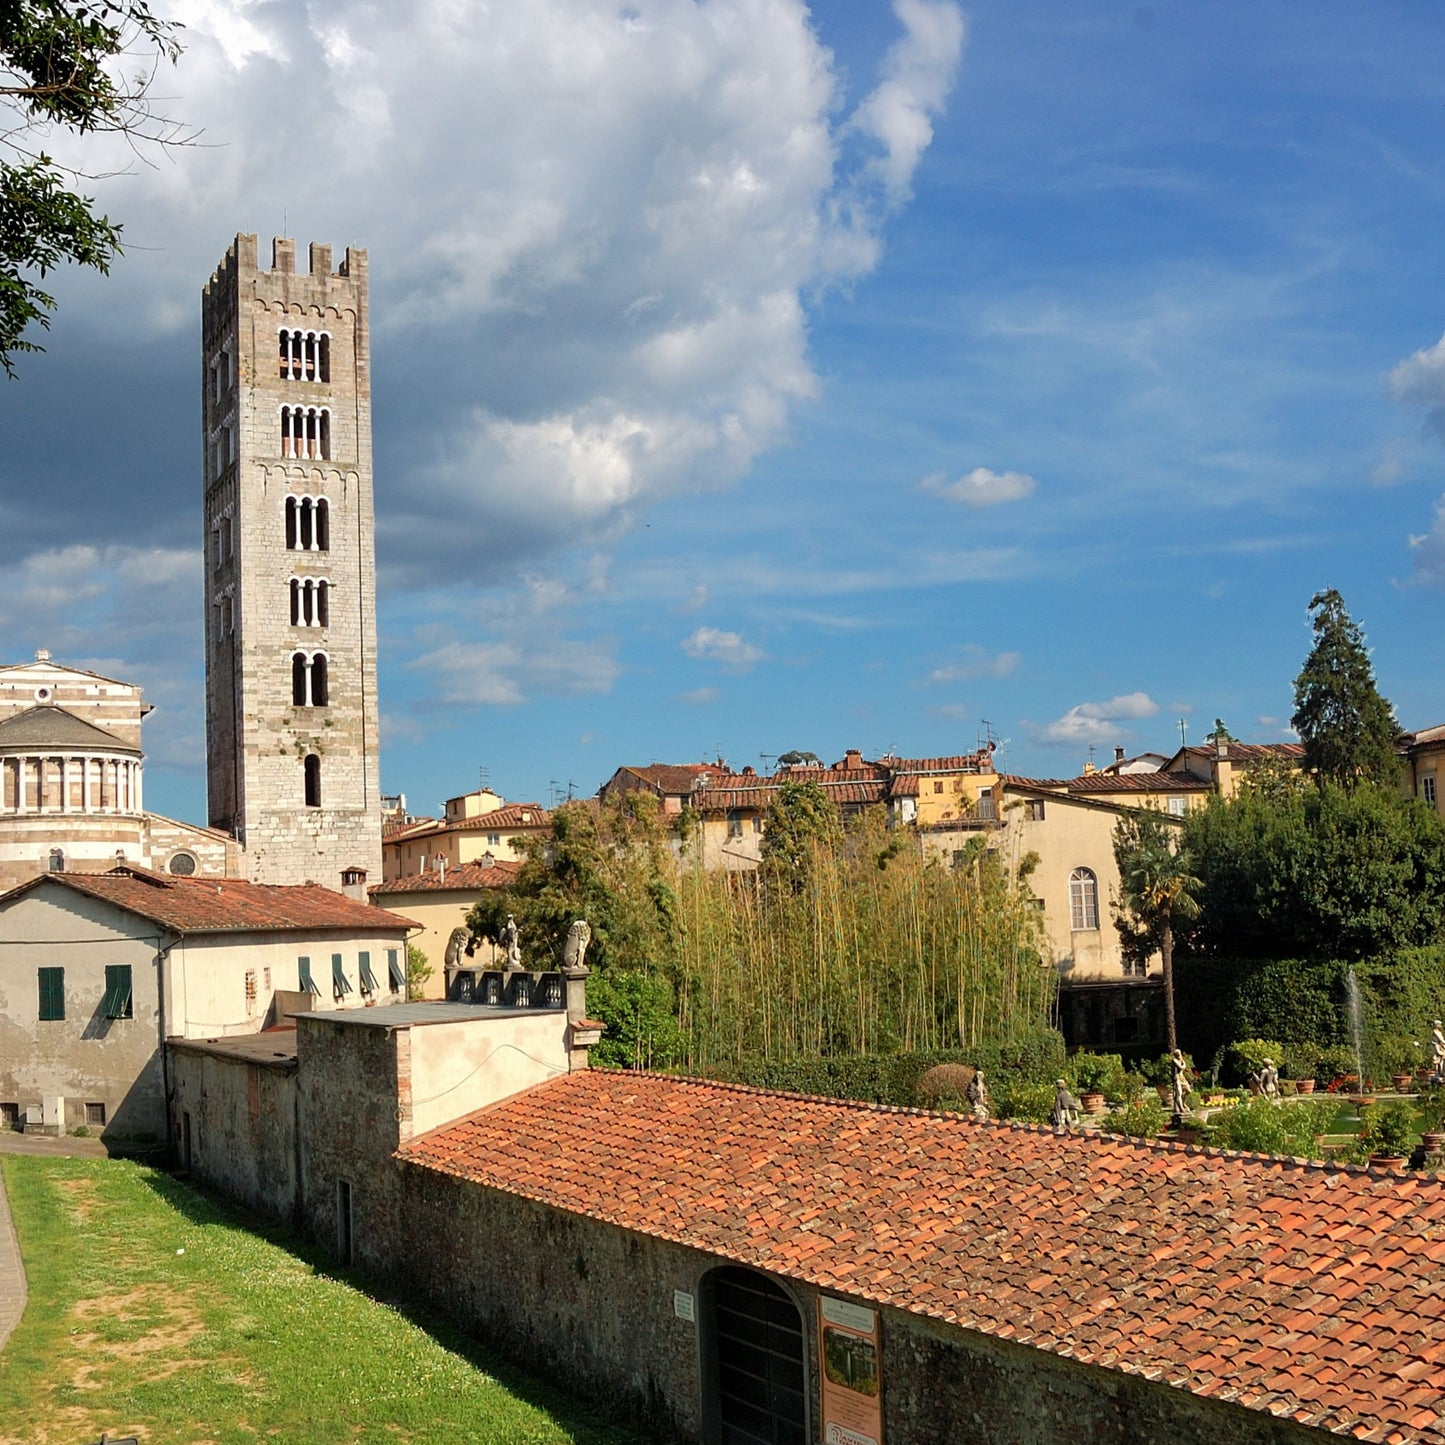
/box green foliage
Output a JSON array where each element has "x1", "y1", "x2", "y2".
[
  {"x1": 1291, "y1": 588, "x2": 1401, "y2": 789},
  {"x1": 1222, "y1": 1039, "x2": 1283, "y2": 1087},
  {"x1": 1066, "y1": 1051, "x2": 1127, "y2": 1100},
  {"x1": 1, "y1": 2, "x2": 185, "y2": 374},
  {"x1": 1174, "y1": 947, "x2": 1445, "y2": 1081},
  {"x1": 1358, "y1": 1100, "x2": 1417, "y2": 1157},
  {"x1": 405, "y1": 944, "x2": 432, "y2": 1002},
  {"x1": 992, "y1": 1080, "x2": 1055, "y2": 1124},
  {"x1": 1113, "y1": 809, "x2": 1200, "y2": 1049},
  {"x1": 1204, "y1": 1097, "x2": 1334, "y2": 1159},
  {"x1": 758, "y1": 778, "x2": 844, "y2": 893},
  {"x1": 700, "y1": 1032, "x2": 1066, "y2": 1107},
  {"x1": 914, "y1": 1063, "x2": 976, "y2": 1109},
  {"x1": 585, "y1": 967, "x2": 687, "y2": 1070},
  {"x1": 1101, "y1": 1094, "x2": 1166, "y2": 1139},
  {"x1": 1415, "y1": 1086, "x2": 1445, "y2": 1133}
]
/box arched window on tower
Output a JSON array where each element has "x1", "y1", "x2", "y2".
[
  {"x1": 292, "y1": 652, "x2": 308, "y2": 706},
  {"x1": 290, "y1": 578, "x2": 301, "y2": 626},
  {"x1": 315, "y1": 497, "x2": 330, "y2": 550},
  {"x1": 304, "y1": 754, "x2": 322, "y2": 808},
  {"x1": 311, "y1": 653, "x2": 329, "y2": 706},
  {"x1": 285, "y1": 496, "x2": 298, "y2": 551},
  {"x1": 315, "y1": 578, "x2": 329, "y2": 626}
]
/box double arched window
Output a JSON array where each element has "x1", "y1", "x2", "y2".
[
  {"x1": 285, "y1": 495, "x2": 330, "y2": 552},
  {"x1": 278, "y1": 328, "x2": 330, "y2": 383},
  {"x1": 1069, "y1": 867, "x2": 1099, "y2": 931},
  {"x1": 290, "y1": 577, "x2": 330, "y2": 627},
  {"x1": 291, "y1": 651, "x2": 329, "y2": 707},
  {"x1": 280, "y1": 405, "x2": 330, "y2": 461}
]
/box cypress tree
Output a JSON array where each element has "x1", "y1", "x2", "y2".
[{"x1": 1291, "y1": 589, "x2": 1400, "y2": 787}]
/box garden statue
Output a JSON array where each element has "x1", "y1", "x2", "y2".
[
  {"x1": 443, "y1": 926, "x2": 472, "y2": 987},
  {"x1": 1432, "y1": 1020, "x2": 1445, "y2": 1081},
  {"x1": 499, "y1": 914, "x2": 522, "y2": 971},
  {"x1": 563, "y1": 918, "x2": 592, "y2": 972},
  {"x1": 1051, "y1": 1079, "x2": 1078, "y2": 1130},
  {"x1": 1169, "y1": 1048, "x2": 1189, "y2": 1117},
  {"x1": 966, "y1": 1068, "x2": 990, "y2": 1122},
  {"x1": 1257, "y1": 1058, "x2": 1280, "y2": 1102}
]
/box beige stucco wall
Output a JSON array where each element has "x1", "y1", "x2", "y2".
[
  {"x1": 166, "y1": 928, "x2": 409, "y2": 1038},
  {"x1": 912, "y1": 769, "x2": 1000, "y2": 827},
  {"x1": 367, "y1": 889, "x2": 505, "y2": 999},
  {"x1": 407, "y1": 1011, "x2": 569, "y2": 1135},
  {"x1": 0, "y1": 888, "x2": 167, "y2": 1138}
]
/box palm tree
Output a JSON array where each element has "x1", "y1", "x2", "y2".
[{"x1": 1113, "y1": 811, "x2": 1201, "y2": 1053}]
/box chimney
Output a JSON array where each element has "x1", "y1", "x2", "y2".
[
  {"x1": 1114, "y1": 746, "x2": 1126, "y2": 764},
  {"x1": 340, "y1": 866, "x2": 367, "y2": 901},
  {"x1": 845, "y1": 749, "x2": 864, "y2": 770}
]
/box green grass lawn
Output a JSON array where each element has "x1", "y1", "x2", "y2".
[{"x1": 0, "y1": 1156, "x2": 639, "y2": 1445}]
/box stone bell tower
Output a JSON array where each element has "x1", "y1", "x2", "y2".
[{"x1": 201, "y1": 235, "x2": 381, "y2": 886}]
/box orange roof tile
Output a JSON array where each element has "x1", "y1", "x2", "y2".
[
  {"x1": 371, "y1": 860, "x2": 523, "y2": 895},
  {"x1": 0, "y1": 866, "x2": 419, "y2": 934},
  {"x1": 447, "y1": 803, "x2": 549, "y2": 832},
  {"x1": 400, "y1": 1072, "x2": 1445, "y2": 1443}
]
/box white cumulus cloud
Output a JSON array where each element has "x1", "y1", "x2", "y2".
[
  {"x1": 682, "y1": 626, "x2": 765, "y2": 669},
  {"x1": 922, "y1": 467, "x2": 1038, "y2": 508},
  {"x1": 927, "y1": 645, "x2": 1020, "y2": 683},
  {"x1": 1033, "y1": 692, "x2": 1160, "y2": 746}
]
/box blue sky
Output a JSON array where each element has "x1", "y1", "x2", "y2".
[{"x1": 4, "y1": 1, "x2": 1445, "y2": 822}]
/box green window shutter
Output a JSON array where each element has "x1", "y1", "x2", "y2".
[
  {"x1": 331, "y1": 953, "x2": 352, "y2": 998},
  {"x1": 387, "y1": 948, "x2": 403, "y2": 991},
  {"x1": 101, "y1": 964, "x2": 133, "y2": 1020},
  {"x1": 298, "y1": 956, "x2": 319, "y2": 996},
  {"x1": 358, "y1": 951, "x2": 379, "y2": 993},
  {"x1": 38, "y1": 967, "x2": 65, "y2": 1022}
]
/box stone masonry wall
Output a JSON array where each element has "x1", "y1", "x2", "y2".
[{"x1": 202, "y1": 235, "x2": 381, "y2": 887}]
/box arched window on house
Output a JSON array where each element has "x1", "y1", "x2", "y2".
[
  {"x1": 1069, "y1": 867, "x2": 1099, "y2": 931},
  {"x1": 304, "y1": 754, "x2": 322, "y2": 808},
  {"x1": 48, "y1": 848, "x2": 64, "y2": 873}
]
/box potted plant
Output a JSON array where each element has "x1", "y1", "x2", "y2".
[
  {"x1": 1416, "y1": 1086, "x2": 1445, "y2": 1155},
  {"x1": 1358, "y1": 1101, "x2": 1416, "y2": 1168},
  {"x1": 1279, "y1": 1041, "x2": 1318, "y2": 1094},
  {"x1": 1068, "y1": 1053, "x2": 1123, "y2": 1115}
]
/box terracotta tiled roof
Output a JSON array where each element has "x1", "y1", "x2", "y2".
[
  {"x1": 887, "y1": 773, "x2": 919, "y2": 797},
  {"x1": 402, "y1": 1072, "x2": 1445, "y2": 1443},
  {"x1": 1066, "y1": 770, "x2": 1210, "y2": 794},
  {"x1": 1177, "y1": 742, "x2": 1306, "y2": 765},
  {"x1": 885, "y1": 753, "x2": 995, "y2": 774},
  {"x1": 695, "y1": 777, "x2": 889, "y2": 812},
  {"x1": 448, "y1": 803, "x2": 549, "y2": 832},
  {"x1": 0, "y1": 866, "x2": 419, "y2": 934},
  {"x1": 383, "y1": 816, "x2": 437, "y2": 840},
  {"x1": 604, "y1": 763, "x2": 720, "y2": 798},
  {"x1": 1001, "y1": 775, "x2": 1074, "y2": 790},
  {"x1": 370, "y1": 860, "x2": 523, "y2": 895}
]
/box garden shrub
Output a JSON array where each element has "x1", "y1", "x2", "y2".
[
  {"x1": 992, "y1": 1081, "x2": 1055, "y2": 1125},
  {"x1": 1204, "y1": 1097, "x2": 1334, "y2": 1160},
  {"x1": 1221, "y1": 1039, "x2": 1283, "y2": 1087},
  {"x1": 1101, "y1": 1094, "x2": 1165, "y2": 1139},
  {"x1": 914, "y1": 1064, "x2": 976, "y2": 1109}
]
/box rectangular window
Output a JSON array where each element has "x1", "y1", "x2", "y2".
[
  {"x1": 1167, "y1": 796, "x2": 1187, "y2": 817},
  {"x1": 387, "y1": 948, "x2": 404, "y2": 992},
  {"x1": 85, "y1": 1102, "x2": 106, "y2": 1127},
  {"x1": 933, "y1": 781, "x2": 944, "y2": 794},
  {"x1": 244, "y1": 969, "x2": 257, "y2": 1012},
  {"x1": 358, "y1": 951, "x2": 379, "y2": 994},
  {"x1": 263, "y1": 966, "x2": 272, "y2": 992},
  {"x1": 101, "y1": 964, "x2": 132, "y2": 1020},
  {"x1": 1424, "y1": 776, "x2": 1437, "y2": 806},
  {"x1": 1025, "y1": 799, "x2": 1046, "y2": 821},
  {"x1": 38, "y1": 966, "x2": 65, "y2": 1021},
  {"x1": 331, "y1": 953, "x2": 352, "y2": 999},
  {"x1": 298, "y1": 956, "x2": 320, "y2": 997}
]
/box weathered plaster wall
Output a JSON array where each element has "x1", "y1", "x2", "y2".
[
  {"x1": 0, "y1": 888, "x2": 166, "y2": 1138},
  {"x1": 169, "y1": 1044, "x2": 298, "y2": 1218}
]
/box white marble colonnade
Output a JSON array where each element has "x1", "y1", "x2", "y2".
[{"x1": 0, "y1": 755, "x2": 142, "y2": 815}]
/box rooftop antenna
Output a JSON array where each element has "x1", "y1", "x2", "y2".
[
  {"x1": 548, "y1": 779, "x2": 562, "y2": 807},
  {"x1": 1178, "y1": 717, "x2": 1188, "y2": 749},
  {"x1": 477, "y1": 764, "x2": 490, "y2": 792}
]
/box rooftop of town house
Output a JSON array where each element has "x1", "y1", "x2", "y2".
[
  {"x1": 167, "y1": 1028, "x2": 299, "y2": 1066},
  {"x1": 306, "y1": 1001, "x2": 564, "y2": 1029},
  {"x1": 370, "y1": 860, "x2": 523, "y2": 895},
  {"x1": 1167, "y1": 742, "x2": 1307, "y2": 768},
  {"x1": 0, "y1": 865, "x2": 421, "y2": 934},
  {"x1": 400, "y1": 1070, "x2": 1445, "y2": 1445},
  {"x1": 880, "y1": 751, "x2": 997, "y2": 774},
  {"x1": 603, "y1": 762, "x2": 723, "y2": 796},
  {"x1": 1064, "y1": 770, "x2": 1212, "y2": 794},
  {"x1": 0, "y1": 703, "x2": 141, "y2": 754}
]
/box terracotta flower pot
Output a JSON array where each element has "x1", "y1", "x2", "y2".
[
  {"x1": 1418, "y1": 1068, "x2": 1435, "y2": 1083},
  {"x1": 1369, "y1": 1154, "x2": 1408, "y2": 1172},
  {"x1": 1295, "y1": 1079, "x2": 1316, "y2": 1095},
  {"x1": 1353, "y1": 1094, "x2": 1377, "y2": 1107},
  {"x1": 1421, "y1": 1130, "x2": 1444, "y2": 1154},
  {"x1": 1080, "y1": 1091, "x2": 1106, "y2": 1116},
  {"x1": 1392, "y1": 1074, "x2": 1413, "y2": 1093}
]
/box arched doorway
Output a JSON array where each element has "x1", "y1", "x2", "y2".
[{"x1": 703, "y1": 1266, "x2": 807, "y2": 1445}]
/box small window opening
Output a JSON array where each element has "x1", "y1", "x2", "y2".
[
  {"x1": 101, "y1": 964, "x2": 133, "y2": 1020},
  {"x1": 292, "y1": 652, "x2": 308, "y2": 706},
  {"x1": 85, "y1": 1102, "x2": 106, "y2": 1127},
  {"x1": 311, "y1": 654, "x2": 329, "y2": 706},
  {"x1": 304, "y1": 753, "x2": 322, "y2": 808},
  {"x1": 48, "y1": 848, "x2": 64, "y2": 873}
]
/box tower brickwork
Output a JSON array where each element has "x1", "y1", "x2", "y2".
[{"x1": 202, "y1": 235, "x2": 381, "y2": 886}]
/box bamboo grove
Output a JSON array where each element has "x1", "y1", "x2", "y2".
[{"x1": 466, "y1": 785, "x2": 1056, "y2": 1070}]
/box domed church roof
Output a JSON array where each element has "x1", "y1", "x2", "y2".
[{"x1": 0, "y1": 704, "x2": 141, "y2": 756}]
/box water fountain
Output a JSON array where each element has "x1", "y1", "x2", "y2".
[{"x1": 1346, "y1": 965, "x2": 1369, "y2": 1101}]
